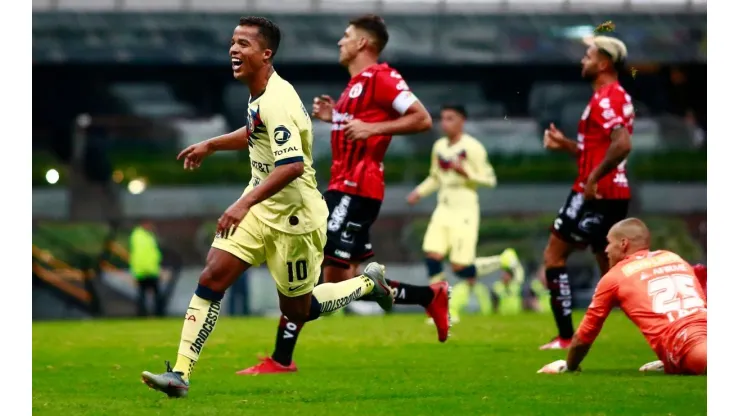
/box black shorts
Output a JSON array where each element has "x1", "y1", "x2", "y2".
[
  {"x1": 551, "y1": 190, "x2": 630, "y2": 253},
  {"x1": 323, "y1": 190, "x2": 382, "y2": 267}
]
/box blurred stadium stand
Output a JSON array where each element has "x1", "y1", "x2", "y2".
[{"x1": 32, "y1": 0, "x2": 706, "y2": 318}]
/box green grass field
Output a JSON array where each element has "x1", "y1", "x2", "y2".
[{"x1": 33, "y1": 313, "x2": 706, "y2": 416}]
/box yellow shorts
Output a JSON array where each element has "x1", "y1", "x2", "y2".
[
  {"x1": 211, "y1": 211, "x2": 327, "y2": 297},
  {"x1": 422, "y1": 208, "x2": 479, "y2": 265}
]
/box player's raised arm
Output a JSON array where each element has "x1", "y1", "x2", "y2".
[
  {"x1": 206, "y1": 126, "x2": 250, "y2": 151},
  {"x1": 312, "y1": 95, "x2": 335, "y2": 123},
  {"x1": 543, "y1": 123, "x2": 579, "y2": 157},
  {"x1": 177, "y1": 126, "x2": 249, "y2": 170},
  {"x1": 463, "y1": 141, "x2": 497, "y2": 188}
]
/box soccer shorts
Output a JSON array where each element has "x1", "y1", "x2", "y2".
[
  {"x1": 422, "y1": 207, "x2": 479, "y2": 265},
  {"x1": 324, "y1": 190, "x2": 382, "y2": 267},
  {"x1": 551, "y1": 190, "x2": 629, "y2": 253},
  {"x1": 211, "y1": 210, "x2": 327, "y2": 297},
  {"x1": 664, "y1": 321, "x2": 707, "y2": 375}
]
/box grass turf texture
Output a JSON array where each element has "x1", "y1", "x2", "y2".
[{"x1": 33, "y1": 313, "x2": 706, "y2": 416}]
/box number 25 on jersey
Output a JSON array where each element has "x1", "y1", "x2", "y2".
[{"x1": 648, "y1": 274, "x2": 705, "y2": 322}]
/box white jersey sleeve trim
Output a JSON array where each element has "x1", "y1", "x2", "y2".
[{"x1": 392, "y1": 90, "x2": 418, "y2": 115}]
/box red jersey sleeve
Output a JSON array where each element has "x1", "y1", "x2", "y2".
[
  {"x1": 576, "y1": 272, "x2": 620, "y2": 344},
  {"x1": 592, "y1": 87, "x2": 635, "y2": 135},
  {"x1": 374, "y1": 69, "x2": 418, "y2": 116}
]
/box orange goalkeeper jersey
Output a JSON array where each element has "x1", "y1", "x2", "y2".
[{"x1": 576, "y1": 250, "x2": 707, "y2": 364}]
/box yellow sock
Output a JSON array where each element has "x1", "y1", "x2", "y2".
[
  {"x1": 173, "y1": 295, "x2": 222, "y2": 381},
  {"x1": 429, "y1": 272, "x2": 446, "y2": 284},
  {"x1": 313, "y1": 275, "x2": 374, "y2": 315},
  {"x1": 474, "y1": 255, "x2": 501, "y2": 277}
]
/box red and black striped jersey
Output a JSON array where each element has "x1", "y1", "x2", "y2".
[
  {"x1": 573, "y1": 81, "x2": 634, "y2": 200},
  {"x1": 328, "y1": 63, "x2": 417, "y2": 201}
]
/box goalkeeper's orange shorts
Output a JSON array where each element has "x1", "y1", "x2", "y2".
[{"x1": 664, "y1": 324, "x2": 707, "y2": 375}]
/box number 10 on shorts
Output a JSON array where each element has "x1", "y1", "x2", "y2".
[{"x1": 287, "y1": 260, "x2": 308, "y2": 283}]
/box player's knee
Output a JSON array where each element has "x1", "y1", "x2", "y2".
[
  {"x1": 425, "y1": 256, "x2": 444, "y2": 277},
  {"x1": 687, "y1": 342, "x2": 707, "y2": 375},
  {"x1": 324, "y1": 257, "x2": 351, "y2": 271},
  {"x1": 323, "y1": 264, "x2": 352, "y2": 283},
  {"x1": 282, "y1": 308, "x2": 311, "y2": 323},
  {"x1": 348, "y1": 263, "x2": 361, "y2": 277},
  {"x1": 426, "y1": 252, "x2": 445, "y2": 262},
  {"x1": 543, "y1": 245, "x2": 566, "y2": 269},
  {"x1": 198, "y1": 263, "x2": 228, "y2": 293},
  {"x1": 453, "y1": 264, "x2": 476, "y2": 279},
  {"x1": 279, "y1": 299, "x2": 312, "y2": 323}
]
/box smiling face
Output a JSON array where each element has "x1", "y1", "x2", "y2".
[{"x1": 229, "y1": 24, "x2": 272, "y2": 80}]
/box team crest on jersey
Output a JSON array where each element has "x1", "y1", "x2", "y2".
[
  {"x1": 348, "y1": 83, "x2": 363, "y2": 99},
  {"x1": 273, "y1": 125, "x2": 291, "y2": 146}
]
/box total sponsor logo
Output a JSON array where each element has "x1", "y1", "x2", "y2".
[{"x1": 274, "y1": 146, "x2": 298, "y2": 157}]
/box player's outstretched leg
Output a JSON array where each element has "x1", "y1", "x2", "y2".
[
  {"x1": 237, "y1": 262, "x2": 391, "y2": 375},
  {"x1": 390, "y1": 278, "x2": 451, "y2": 342},
  {"x1": 142, "y1": 248, "x2": 247, "y2": 397},
  {"x1": 329, "y1": 259, "x2": 450, "y2": 342}
]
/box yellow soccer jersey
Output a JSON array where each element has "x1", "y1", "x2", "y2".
[
  {"x1": 415, "y1": 134, "x2": 496, "y2": 210},
  {"x1": 244, "y1": 72, "x2": 328, "y2": 235}
]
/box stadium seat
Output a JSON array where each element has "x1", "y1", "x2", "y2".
[
  {"x1": 414, "y1": 83, "x2": 488, "y2": 113},
  {"x1": 109, "y1": 83, "x2": 195, "y2": 118},
  {"x1": 466, "y1": 118, "x2": 543, "y2": 155},
  {"x1": 631, "y1": 118, "x2": 661, "y2": 151},
  {"x1": 558, "y1": 101, "x2": 587, "y2": 139}
]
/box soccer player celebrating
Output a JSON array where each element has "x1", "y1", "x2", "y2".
[
  {"x1": 238, "y1": 14, "x2": 450, "y2": 375},
  {"x1": 537, "y1": 218, "x2": 707, "y2": 375},
  {"x1": 406, "y1": 105, "x2": 523, "y2": 323},
  {"x1": 540, "y1": 36, "x2": 634, "y2": 349},
  {"x1": 140, "y1": 17, "x2": 394, "y2": 398}
]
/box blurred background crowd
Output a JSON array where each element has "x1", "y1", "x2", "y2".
[{"x1": 32, "y1": 0, "x2": 706, "y2": 320}]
